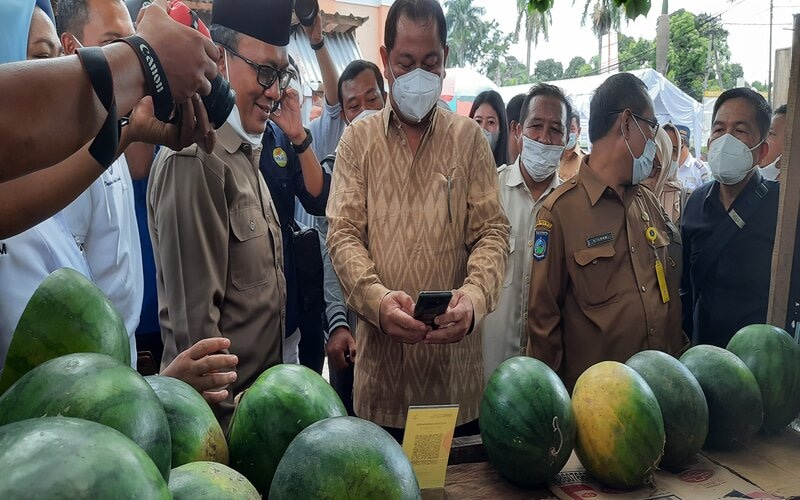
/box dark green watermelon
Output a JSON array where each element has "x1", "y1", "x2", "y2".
[
  {"x1": 0, "y1": 268, "x2": 130, "y2": 393},
  {"x1": 680, "y1": 345, "x2": 763, "y2": 450},
  {"x1": 228, "y1": 364, "x2": 346, "y2": 493},
  {"x1": 0, "y1": 352, "x2": 171, "y2": 479},
  {"x1": 626, "y1": 350, "x2": 708, "y2": 466},
  {"x1": 145, "y1": 375, "x2": 229, "y2": 467},
  {"x1": 0, "y1": 417, "x2": 169, "y2": 499},
  {"x1": 727, "y1": 324, "x2": 800, "y2": 434},
  {"x1": 269, "y1": 416, "x2": 421, "y2": 499},
  {"x1": 169, "y1": 462, "x2": 259, "y2": 500},
  {"x1": 479, "y1": 356, "x2": 575, "y2": 485},
  {"x1": 572, "y1": 361, "x2": 665, "y2": 489}
]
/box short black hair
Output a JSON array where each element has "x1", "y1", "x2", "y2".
[
  {"x1": 571, "y1": 110, "x2": 581, "y2": 128},
  {"x1": 505, "y1": 93, "x2": 526, "y2": 128},
  {"x1": 56, "y1": 0, "x2": 90, "y2": 38},
  {"x1": 519, "y1": 83, "x2": 573, "y2": 140},
  {"x1": 469, "y1": 90, "x2": 509, "y2": 167},
  {"x1": 712, "y1": 87, "x2": 772, "y2": 142},
  {"x1": 384, "y1": 0, "x2": 446, "y2": 52},
  {"x1": 588, "y1": 73, "x2": 651, "y2": 142},
  {"x1": 210, "y1": 24, "x2": 240, "y2": 51},
  {"x1": 775, "y1": 104, "x2": 788, "y2": 116},
  {"x1": 337, "y1": 59, "x2": 386, "y2": 106}
]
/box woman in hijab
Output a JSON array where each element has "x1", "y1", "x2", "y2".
[{"x1": 642, "y1": 125, "x2": 686, "y2": 226}]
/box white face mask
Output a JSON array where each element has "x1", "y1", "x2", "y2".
[
  {"x1": 708, "y1": 134, "x2": 762, "y2": 185},
  {"x1": 348, "y1": 108, "x2": 381, "y2": 125},
  {"x1": 389, "y1": 67, "x2": 443, "y2": 123},
  {"x1": 520, "y1": 136, "x2": 564, "y2": 182},
  {"x1": 482, "y1": 128, "x2": 499, "y2": 150},
  {"x1": 565, "y1": 133, "x2": 577, "y2": 150}
]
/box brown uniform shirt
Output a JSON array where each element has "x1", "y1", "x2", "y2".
[
  {"x1": 526, "y1": 158, "x2": 687, "y2": 391},
  {"x1": 327, "y1": 106, "x2": 510, "y2": 428},
  {"x1": 558, "y1": 147, "x2": 585, "y2": 181},
  {"x1": 148, "y1": 123, "x2": 286, "y2": 425}
]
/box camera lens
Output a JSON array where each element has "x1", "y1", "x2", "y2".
[{"x1": 201, "y1": 75, "x2": 236, "y2": 129}]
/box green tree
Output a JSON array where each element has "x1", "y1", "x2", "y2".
[
  {"x1": 515, "y1": 1, "x2": 552, "y2": 73},
  {"x1": 533, "y1": 58, "x2": 564, "y2": 82},
  {"x1": 618, "y1": 34, "x2": 656, "y2": 71},
  {"x1": 444, "y1": 0, "x2": 512, "y2": 73},
  {"x1": 578, "y1": 0, "x2": 624, "y2": 62},
  {"x1": 564, "y1": 56, "x2": 594, "y2": 78},
  {"x1": 495, "y1": 55, "x2": 534, "y2": 86},
  {"x1": 751, "y1": 80, "x2": 768, "y2": 92}
]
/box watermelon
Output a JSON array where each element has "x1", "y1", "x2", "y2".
[
  {"x1": 169, "y1": 462, "x2": 259, "y2": 500},
  {"x1": 726, "y1": 324, "x2": 800, "y2": 434},
  {"x1": 146, "y1": 375, "x2": 229, "y2": 467},
  {"x1": 0, "y1": 268, "x2": 130, "y2": 393},
  {"x1": 479, "y1": 356, "x2": 575, "y2": 485},
  {"x1": 680, "y1": 345, "x2": 763, "y2": 450},
  {"x1": 626, "y1": 350, "x2": 708, "y2": 467},
  {"x1": 269, "y1": 416, "x2": 421, "y2": 499},
  {"x1": 0, "y1": 352, "x2": 171, "y2": 480},
  {"x1": 228, "y1": 364, "x2": 347, "y2": 493},
  {"x1": 572, "y1": 361, "x2": 665, "y2": 489},
  {"x1": 0, "y1": 417, "x2": 169, "y2": 499}
]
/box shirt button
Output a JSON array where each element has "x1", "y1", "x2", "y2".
[
  {"x1": 649, "y1": 327, "x2": 656, "y2": 336},
  {"x1": 523, "y1": 313, "x2": 528, "y2": 319},
  {"x1": 250, "y1": 221, "x2": 256, "y2": 231},
  {"x1": 528, "y1": 241, "x2": 533, "y2": 247},
  {"x1": 591, "y1": 259, "x2": 598, "y2": 265},
  {"x1": 641, "y1": 285, "x2": 646, "y2": 292},
  {"x1": 525, "y1": 276, "x2": 530, "y2": 283},
  {"x1": 630, "y1": 246, "x2": 635, "y2": 253}
]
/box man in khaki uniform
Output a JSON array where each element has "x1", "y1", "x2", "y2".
[
  {"x1": 557, "y1": 111, "x2": 586, "y2": 181},
  {"x1": 527, "y1": 73, "x2": 687, "y2": 391},
  {"x1": 148, "y1": 0, "x2": 296, "y2": 425},
  {"x1": 326, "y1": 0, "x2": 509, "y2": 439}
]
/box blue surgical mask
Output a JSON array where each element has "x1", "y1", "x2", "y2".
[
  {"x1": 623, "y1": 117, "x2": 656, "y2": 185},
  {"x1": 565, "y1": 133, "x2": 577, "y2": 150}
]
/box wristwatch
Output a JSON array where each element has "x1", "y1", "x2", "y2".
[
  {"x1": 310, "y1": 37, "x2": 325, "y2": 51},
  {"x1": 292, "y1": 127, "x2": 313, "y2": 154}
]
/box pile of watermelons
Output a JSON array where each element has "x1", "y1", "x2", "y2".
[
  {"x1": 0, "y1": 269, "x2": 421, "y2": 499},
  {"x1": 480, "y1": 324, "x2": 800, "y2": 490}
]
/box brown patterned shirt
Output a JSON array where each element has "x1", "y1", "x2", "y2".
[{"x1": 326, "y1": 105, "x2": 510, "y2": 428}]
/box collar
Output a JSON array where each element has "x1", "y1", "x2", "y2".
[
  {"x1": 705, "y1": 166, "x2": 764, "y2": 202},
  {"x1": 578, "y1": 155, "x2": 610, "y2": 206},
  {"x1": 564, "y1": 147, "x2": 584, "y2": 160},
  {"x1": 506, "y1": 156, "x2": 525, "y2": 187},
  {"x1": 679, "y1": 153, "x2": 695, "y2": 170},
  {"x1": 382, "y1": 101, "x2": 439, "y2": 136},
  {"x1": 217, "y1": 122, "x2": 256, "y2": 155}
]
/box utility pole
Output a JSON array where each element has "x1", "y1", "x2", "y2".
[
  {"x1": 768, "y1": 0, "x2": 774, "y2": 105},
  {"x1": 656, "y1": 0, "x2": 669, "y2": 75}
]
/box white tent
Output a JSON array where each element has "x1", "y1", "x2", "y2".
[{"x1": 499, "y1": 69, "x2": 705, "y2": 155}]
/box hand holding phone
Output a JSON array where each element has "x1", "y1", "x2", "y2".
[
  {"x1": 413, "y1": 291, "x2": 453, "y2": 329},
  {"x1": 378, "y1": 291, "x2": 428, "y2": 344}
]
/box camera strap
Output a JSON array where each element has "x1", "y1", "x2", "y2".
[
  {"x1": 76, "y1": 47, "x2": 119, "y2": 169},
  {"x1": 116, "y1": 35, "x2": 175, "y2": 123}
]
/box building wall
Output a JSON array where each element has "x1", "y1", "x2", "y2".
[{"x1": 320, "y1": 0, "x2": 392, "y2": 72}]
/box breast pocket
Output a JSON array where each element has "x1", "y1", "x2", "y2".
[
  {"x1": 503, "y1": 235, "x2": 516, "y2": 288},
  {"x1": 229, "y1": 207, "x2": 269, "y2": 290},
  {"x1": 572, "y1": 245, "x2": 618, "y2": 308}
]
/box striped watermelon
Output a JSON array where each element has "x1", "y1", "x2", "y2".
[
  {"x1": 145, "y1": 375, "x2": 229, "y2": 467},
  {"x1": 0, "y1": 268, "x2": 130, "y2": 393},
  {"x1": 0, "y1": 417, "x2": 169, "y2": 499},
  {"x1": 480, "y1": 356, "x2": 575, "y2": 485},
  {"x1": 626, "y1": 350, "x2": 708, "y2": 466},
  {"x1": 572, "y1": 361, "x2": 665, "y2": 489},
  {"x1": 169, "y1": 462, "x2": 259, "y2": 500},
  {"x1": 0, "y1": 352, "x2": 171, "y2": 480}
]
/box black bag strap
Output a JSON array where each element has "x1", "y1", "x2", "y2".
[{"x1": 690, "y1": 177, "x2": 770, "y2": 294}]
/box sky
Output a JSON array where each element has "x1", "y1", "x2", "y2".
[{"x1": 471, "y1": 0, "x2": 798, "y2": 85}]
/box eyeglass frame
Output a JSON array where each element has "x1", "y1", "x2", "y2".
[
  {"x1": 218, "y1": 43, "x2": 293, "y2": 93},
  {"x1": 608, "y1": 109, "x2": 660, "y2": 138}
]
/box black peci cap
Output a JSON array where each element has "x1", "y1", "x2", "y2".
[{"x1": 212, "y1": 0, "x2": 294, "y2": 47}]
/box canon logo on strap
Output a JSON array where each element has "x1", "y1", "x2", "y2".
[{"x1": 139, "y1": 43, "x2": 165, "y2": 94}]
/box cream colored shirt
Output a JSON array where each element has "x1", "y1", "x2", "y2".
[{"x1": 483, "y1": 159, "x2": 560, "y2": 381}]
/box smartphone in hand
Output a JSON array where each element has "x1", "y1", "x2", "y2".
[{"x1": 413, "y1": 291, "x2": 452, "y2": 329}]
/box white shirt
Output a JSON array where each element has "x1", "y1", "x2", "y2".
[
  {"x1": 677, "y1": 154, "x2": 712, "y2": 192},
  {"x1": 482, "y1": 159, "x2": 561, "y2": 381},
  {"x1": 0, "y1": 214, "x2": 91, "y2": 371},
  {"x1": 62, "y1": 155, "x2": 141, "y2": 363}
]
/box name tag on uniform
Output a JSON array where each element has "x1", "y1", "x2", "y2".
[{"x1": 586, "y1": 232, "x2": 614, "y2": 248}]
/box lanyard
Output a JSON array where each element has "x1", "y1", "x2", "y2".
[{"x1": 636, "y1": 196, "x2": 670, "y2": 304}]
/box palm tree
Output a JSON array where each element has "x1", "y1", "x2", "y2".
[
  {"x1": 444, "y1": 0, "x2": 485, "y2": 67},
  {"x1": 514, "y1": 0, "x2": 552, "y2": 74},
  {"x1": 577, "y1": 0, "x2": 623, "y2": 67}
]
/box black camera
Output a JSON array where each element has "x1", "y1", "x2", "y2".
[{"x1": 294, "y1": 0, "x2": 319, "y2": 27}]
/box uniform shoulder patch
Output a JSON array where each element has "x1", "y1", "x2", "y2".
[
  {"x1": 533, "y1": 229, "x2": 549, "y2": 260},
  {"x1": 535, "y1": 219, "x2": 553, "y2": 230}
]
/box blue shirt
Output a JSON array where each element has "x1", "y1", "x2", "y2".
[
  {"x1": 681, "y1": 171, "x2": 780, "y2": 347},
  {"x1": 259, "y1": 122, "x2": 330, "y2": 336}
]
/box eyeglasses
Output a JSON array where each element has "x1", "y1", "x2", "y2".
[
  {"x1": 609, "y1": 110, "x2": 660, "y2": 137},
  {"x1": 219, "y1": 44, "x2": 293, "y2": 92}
]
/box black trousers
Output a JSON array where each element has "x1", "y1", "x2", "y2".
[
  {"x1": 329, "y1": 362, "x2": 355, "y2": 416},
  {"x1": 298, "y1": 309, "x2": 325, "y2": 374}
]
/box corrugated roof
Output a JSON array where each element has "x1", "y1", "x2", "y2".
[{"x1": 288, "y1": 29, "x2": 363, "y2": 89}]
